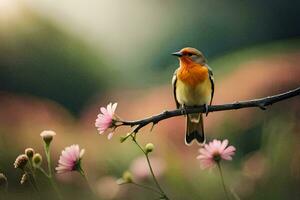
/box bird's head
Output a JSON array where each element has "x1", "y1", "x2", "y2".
[{"x1": 172, "y1": 47, "x2": 206, "y2": 65}]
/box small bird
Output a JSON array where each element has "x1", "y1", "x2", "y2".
[{"x1": 172, "y1": 47, "x2": 214, "y2": 145}]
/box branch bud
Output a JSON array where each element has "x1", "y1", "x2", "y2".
[
  {"x1": 122, "y1": 171, "x2": 133, "y2": 183},
  {"x1": 145, "y1": 143, "x2": 154, "y2": 154},
  {"x1": 32, "y1": 153, "x2": 42, "y2": 167},
  {"x1": 117, "y1": 171, "x2": 133, "y2": 185}
]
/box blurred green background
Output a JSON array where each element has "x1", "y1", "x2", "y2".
[{"x1": 0, "y1": 0, "x2": 299, "y2": 199}]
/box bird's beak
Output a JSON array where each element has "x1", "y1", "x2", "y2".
[{"x1": 172, "y1": 51, "x2": 183, "y2": 57}]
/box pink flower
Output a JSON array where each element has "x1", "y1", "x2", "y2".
[
  {"x1": 95, "y1": 103, "x2": 118, "y2": 139},
  {"x1": 56, "y1": 145, "x2": 85, "y2": 174},
  {"x1": 197, "y1": 139, "x2": 236, "y2": 169}
]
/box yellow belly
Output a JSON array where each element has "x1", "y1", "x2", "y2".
[{"x1": 176, "y1": 78, "x2": 212, "y2": 106}]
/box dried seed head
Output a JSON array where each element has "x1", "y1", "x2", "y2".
[
  {"x1": 0, "y1": 173, "x2": 8, "y2": 189},
  {"x1": 20, "y1": 173, "x2": 29, "y2": 185},
  {"x1": 25, "y1": 148, "x2": 35, "y2": 158},
  {"x1": 40, "y1": 130, "x2": 56, "y2": 145},
  {"x1": 14, "y1": 154, "x2": 28, "y2": 170}
]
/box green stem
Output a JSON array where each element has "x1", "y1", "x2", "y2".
[
  {"x1": 130, "y1": 182, "x2": 162, "y2": 195},
  {"x1": 37, "y1": 167, "x2": 49, "y2": 178},
  {"x1": 79, "y1": 167, "x2": 91, "y2": 188},
  {"x1": 230, "y1": 188, "x2": 241, "y2": 200},
  {"x1": 43, "y1": 144, "x2": 63, "y2": 200},
  {"x1": 78, "y1": 167, "x2": 97, "y2": 200},
  {"x1": 217, "y1": 163, "x2": 231, "y2": 200},
  {"x1": 38, "y1": 167, "x2": 63, "y2": 200},
  {"x1": 25, "y1": 164, "x2": 39, "y2": 192},
  {"x1": 44, "y1": 144, "x2": 52, "y2": 177},
  {"x1": 24, "y1": 171, "x2": 42, "y2": 200},
  {"x1": 122, "y1": 131, "x2": 135, "y2": 142},
  {"x1": 131, "y1": 136, "x2": 169, "y2": 200},
  {"x1": 29, "y1": 173, "x2": 39, "y2": 192},
  {"x1": 28, "y1": 162, "x2": 39, "y2": 191},
  {"x1": 49, "y1": 177, "x2": 63, "y2": 200}
]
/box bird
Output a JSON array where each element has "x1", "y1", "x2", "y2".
[{"x1": 172, "y1": 47, "x2": 214, "y2": 145}]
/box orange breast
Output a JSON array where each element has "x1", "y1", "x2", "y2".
[{"x1": 177, "y1": 63, "x2": 209, "y2": 87}]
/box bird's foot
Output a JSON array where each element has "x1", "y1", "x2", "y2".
[{"x1": 180, "y1": 105, "x2": 187, "y2": 115}]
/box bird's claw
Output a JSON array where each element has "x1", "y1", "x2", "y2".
[
  {"x1": 204, "y1": 104, "x2": 209, "y2": 116},
  {"x1": 181, "y1": 106, "x2": 187, "y2": 115}
]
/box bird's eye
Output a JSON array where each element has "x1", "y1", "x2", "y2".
[{"x1": 187, "y1": 53, "x2": 193, "y2": 56}]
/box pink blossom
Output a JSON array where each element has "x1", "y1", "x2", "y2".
[
  {"x1": 95, "y1": 103, "x2": 118, "y2": 139},
  {"x1": 197, "y1": 139, "x2": 236, "y2": 169},
  {"x1": 56, "y1": 145, "x2": 85, "y2": 174}
]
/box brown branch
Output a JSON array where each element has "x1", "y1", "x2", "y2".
[{"x1": 120, "y1": 87, "x2": 300, "y2": 134}]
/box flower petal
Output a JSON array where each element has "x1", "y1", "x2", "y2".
[
  {"x1": 107, "y1": 132, "x2": 114, "y2": 140},
  {"x1": 111, "y1": 103, "x2": 118, "y2": 113},
  {"x1": 220, "y1": 139, "x2": 228, "y2": 152}
]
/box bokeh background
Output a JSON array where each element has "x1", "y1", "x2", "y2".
[{"x1": 0, "y1": 0, "x2": 300, "y2": 199}]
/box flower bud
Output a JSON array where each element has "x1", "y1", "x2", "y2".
[
  {"x1": 32, "y1": 153, "x2": 42, "y2": 167},
  {"x1": 20, "y1": 173, "x2": 28, "y2": 185},
  {"x1": 14, "y1": 154, "x2": 28, "y2": 170},
  {"x1": 40, "y1": 130, "x2": 56, "y2": 145},
  {"x1": 25, "y1": 148, "x2": 35, "y2": 158},
  {"x1": 117, "y1": 171, "x2": 133, "y2": 184},
  {"x1": 122, "y1": 171, "x2": 133, "y2": 183},
  {"x1": 145, "y1": 143, "x2": 154, "y2": 153},
  {"x1": 0, "y1": 173, "x2": 7, "y2": 189}
]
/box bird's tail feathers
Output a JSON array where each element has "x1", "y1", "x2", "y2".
[{"x1": 185, "y1": 114, "x2": 205, "y2": 145}]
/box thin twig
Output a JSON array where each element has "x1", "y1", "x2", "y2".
[
  {"x1": 131, "y1": 182, "x2": 162, "y2": 195},
  {"x1": 131, "y1": 136, "x2": 170, "y2": 200},
  {"x1": 120, "y1": 87, "x2": 300, "y2": 133},
  {"x1": 217, "y1": 163, "x2": 231, "y2": 200}
]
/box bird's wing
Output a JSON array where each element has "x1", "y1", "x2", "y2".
[
  {"x1": 172, "y1": 68, "x2": 180, "y2": 109},
  {"x1": 206, "y1": 65, "x2": 214, "y2": 106}
]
